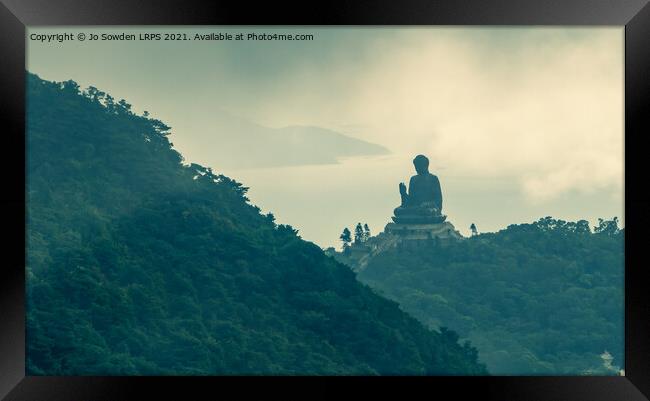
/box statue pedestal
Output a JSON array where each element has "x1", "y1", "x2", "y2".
[
  {"x1": 391, "y1": 214, "x2": 447, "y2": 224},
  {"x1": 384, "y1": 221, "x2": 463, "y2": 242}
]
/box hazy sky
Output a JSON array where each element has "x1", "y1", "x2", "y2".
[{"x1": 27, "y1": 27, "x2": 624, "y2": 248}]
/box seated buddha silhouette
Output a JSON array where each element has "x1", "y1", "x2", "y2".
[{"x1": 392, "y1": 154, "x2": 446, "y2": 224}]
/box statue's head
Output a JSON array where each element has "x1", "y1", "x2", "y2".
[{"x1": 413, "y1": 154, "x2": 429, "y2": 175}]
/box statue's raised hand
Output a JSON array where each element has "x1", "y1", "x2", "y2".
[{"x1": 399, "y1": 182, "x2": 407, "y2": 197}]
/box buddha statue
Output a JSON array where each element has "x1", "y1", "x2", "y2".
[{"x1": 392, "y1": 155, "x2": 446, "y2": 224}]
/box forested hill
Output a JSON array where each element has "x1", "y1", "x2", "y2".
[
  {"x1": 357, "y1": 217, "x2": 624, "y2": 375},
  {"x1": 25, "y1": 72, "x2": 486, "y2": 375}
]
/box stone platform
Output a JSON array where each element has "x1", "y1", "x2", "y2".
[
  {"x1": 384, "y1": 221, "x2": 463, "y2": 241},
  {"x1": 391, "y1": 214, "x2": 447, "y2": 224}
]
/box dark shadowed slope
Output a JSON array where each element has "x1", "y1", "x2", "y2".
[
  {"x1": 25, "y1": 73, "x2": 485, "y2": 375},
  {"x1": 357, "y1": 217, "x2": 624, "y2": 375}
]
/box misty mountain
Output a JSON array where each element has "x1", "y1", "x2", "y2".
[
  {"x1": 25, "y1": 72, "x2": 485, "y2": 375},
  {"x1": 188, "y1": 109, "x2": 389, "y2": 169}
]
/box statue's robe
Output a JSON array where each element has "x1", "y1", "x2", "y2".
[{"x1": 405, "y1": 173, "x2": 442, "y2": 212}]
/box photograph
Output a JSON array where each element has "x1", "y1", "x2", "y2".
[{"x1": 25, "y1": 26, "x2": 624, "y2": 376}]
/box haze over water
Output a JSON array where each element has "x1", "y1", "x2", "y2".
[{"x1": 224, "y1": 153, "x2": 622, "y2": 248}]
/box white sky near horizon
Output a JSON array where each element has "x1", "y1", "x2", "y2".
[{"x1": 27, "y1": 27, "x2": 624, "y2": 248}]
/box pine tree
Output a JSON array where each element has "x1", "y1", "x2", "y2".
[
  {"x1": 340, "y1": 227, "x2": 352, "y2": 249},
  {"x1": 354, "y1": 223, "x2": 364, "y2": 244},
  {"x1": 363, "y1": 224, "x2": 371, "y2": 241}
]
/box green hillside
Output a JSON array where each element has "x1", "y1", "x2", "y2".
[
  {"x1": 357, "y1": 217, "x2": 624, "y2": 375},
  {"x1": 25, "y1": 73, "x2": 486, "y2": 375}
]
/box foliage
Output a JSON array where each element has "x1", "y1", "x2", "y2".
[
  {"x1": 357, "y1": 216, "x2": 624, "y2": 375},
  {"x1": 25, "y1": 73, "x2": 486, "y2": 376}
]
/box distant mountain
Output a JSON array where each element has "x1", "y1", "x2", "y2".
[
  {"x1": 25, "y1": 72, "x2": 485, "y2": 375},
  {"x1": 355, "y1": 217, "x2": 624, "y2": 375},
  {"x1": 188, "y1": 109, "x2": 389, "y2": 169}
]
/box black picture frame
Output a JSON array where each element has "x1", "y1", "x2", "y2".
[{"x1": 1, "y1": 0, "x2": 648, "y2": 399}]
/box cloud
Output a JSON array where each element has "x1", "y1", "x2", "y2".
[
  {"x1": 345, "y1": 29, "x2": 623, "y2": 201},
  {"x1": 250, "y1": 28, "x2": 623, "y2": 202},
  {"x1": 521, "y1": 151, "x2": 623, "y2": 202}
]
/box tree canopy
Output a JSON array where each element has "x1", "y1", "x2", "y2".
[{"x1": 357, "y1": 216, "x2": 624, "y2": 375}]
